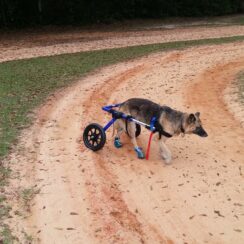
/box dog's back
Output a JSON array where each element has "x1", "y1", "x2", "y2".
[{"x1": 120, "y1": 98, "x2": 162, "y2": 124}]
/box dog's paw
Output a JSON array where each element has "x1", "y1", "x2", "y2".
[
  {"x1": 114, "y1": 137, "x2": 123, "y2": 148},
  {"x1": 161, "y1": 153, "x2": 172, "y2": 164},
  {"x1": 164, "y1": 157, "x2": 172, "y2": 164},
  {"x1": 135, "y1": 147, "x2": 145, "y2": 159}
]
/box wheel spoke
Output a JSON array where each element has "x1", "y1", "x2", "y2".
[{"x1": 88, "y1": 138, "x2": 93, "y2": 144}]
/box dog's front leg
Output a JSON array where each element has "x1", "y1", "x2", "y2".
[{"x1": 159, "y1": 137, "x2": 172, "y2": 164}]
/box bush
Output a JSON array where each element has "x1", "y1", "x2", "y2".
[{"x1": 0, "y1": 0, "x2": 243, "y2": 27}]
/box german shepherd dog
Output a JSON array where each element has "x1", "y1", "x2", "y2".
[{"x1": 114, "y1": 98, "x2": 208, "y2": 164}]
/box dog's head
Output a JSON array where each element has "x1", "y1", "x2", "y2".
[{"x1": 184, "y1": 112, "x2": 208, "y2": 137}]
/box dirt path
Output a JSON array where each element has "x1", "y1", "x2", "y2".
[
  {"x1": 8, "y1": 42, "x2": 244, "y2": 243},
  {"x1": 0, "y1": 25, "x2": 244, "y2": 63}
]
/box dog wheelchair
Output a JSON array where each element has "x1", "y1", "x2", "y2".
[{"x1": 83, "y1": 103, "x2": 165, "y2": 159}]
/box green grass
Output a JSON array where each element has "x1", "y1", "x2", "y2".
[
  {"x1": 232, "y1": 15, "x2": 244, "y2": 25},
  {"x1": 0, "y1": 204, "x2": 11, "y2": 219},
  {"x1": 0, "y1": 166, "x2": 11, "y2": 187},
  {"x1": 214, "y1": 15, "x2": 244, "y2": 25},
  {"x1": 0, "y1": 184, "x2": 14, "y2": 244},
  {"x1": 237, "y1": 71, "x2": 244, "y2": 104},
  {"x1": 0, "y1": 225, "x2": 16, "y2": 244},
  {"x1": 20, "y1": 187, "x2": 40, "y2": 211},
  {"x1": 0, "y1": 35, "x2": 244, "y2": 160}
]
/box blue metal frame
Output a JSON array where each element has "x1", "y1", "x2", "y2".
[
  {"x1": 102, "y1": 103, "x2": 122, "y2": 112},
  {"x1": 102, "y1": 103, "x2": 122, "y2": 131},
  {"x1": 103, "y1": 118, "x2": 117, "y2": 131}
]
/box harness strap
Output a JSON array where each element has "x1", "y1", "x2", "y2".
[
  {"x1": 150, "y1": 116, "x2": 157, "y2": 131},
  {"x1": 150, "y1": 116, "x2": 172, "y2": 139},
  {"x1": 146, "y1": 116, "x2": 172, "y2": 160}
]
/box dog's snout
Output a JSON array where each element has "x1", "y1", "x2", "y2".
[
  {"x1": 193, "y1": 126, "x2": 208, "y2": 137},
  {"x1": 202, "y1": 131, "x2": 208, "y2": 137}
]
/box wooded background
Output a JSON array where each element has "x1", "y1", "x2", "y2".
[{"x1": 0, "y1": 0, "x2": 243, "y2": 27}]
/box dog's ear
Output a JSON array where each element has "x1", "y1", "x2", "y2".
[
  {"x1": 195, "y1": 112, "x2": 200, "y2": 117},
  {"x1": 187, "y1": 113, "x2": 196, "y2": 124}
]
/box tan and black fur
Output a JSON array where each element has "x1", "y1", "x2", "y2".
[{"x1": 114, "y1": 98, "x2": 208, "y2": 164}]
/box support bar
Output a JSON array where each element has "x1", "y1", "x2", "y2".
[
  {"x1": 102, "y1": 104, "x2": 156, "y2": 132},
  {"x1": 103, "y1": 118, "x2": 117, "y2": 132}
]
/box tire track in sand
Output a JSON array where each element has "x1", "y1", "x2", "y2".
[{"x1": 81, "y1": 54, "x2": 181, "y2": 243}]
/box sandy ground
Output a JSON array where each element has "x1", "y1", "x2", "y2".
[
  {"x1": 6, "y1": 42, "x2": 244, "y2": 243},
  {"x1": 224, "y1": 80, "x2": 244, "y2": 127},
  {"x1": 0, "y1": 25, "x2": 244, "y2": 63}
]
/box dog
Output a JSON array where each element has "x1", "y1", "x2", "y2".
[{"x1": 113, "y1": 98, "x2": 208, "y2": 164}]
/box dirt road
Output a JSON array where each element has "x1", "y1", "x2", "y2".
[
  {"x1": 7, "y1": 42, "x2": 244, "y2": 243},
  {"x1": 1, "y1": 25, "x2": 244, "y2": 63}
]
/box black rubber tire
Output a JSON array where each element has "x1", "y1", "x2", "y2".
[
  {"x1": 135, "y1": 124, "x2": 141, "y2": 137},
  {"x1": 83, "y1": 123, "x2": 106, "y2": 151}
]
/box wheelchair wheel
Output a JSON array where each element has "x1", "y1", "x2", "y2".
[{"x1": 83, "y1": 123, "x2": 106, "y2": 151}]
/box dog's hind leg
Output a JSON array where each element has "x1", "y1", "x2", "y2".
[
  {"x1": 159, "y1": 137, "x2": 172, "y2": 164},
  {"x1": 113, "y1": 119, "x2": 125, "y2": 148},
  {"x1": 127, "y1": 122, "x2": 145, "y2": 159},
  {"x1": 114, "y1": 128, "x2": 123, "y2": 148}
]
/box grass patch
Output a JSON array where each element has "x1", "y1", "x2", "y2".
[
  {"x1": 22, "y1": 231, "x2": 33, "y2": 243},
  {"x1": 20, "y1": 187, "x2": 40, "y2": 211},
  {"x1": 0, "y1": 166, "x2": 11, "y2": 187},
  {"x1": 0, "y1": 35, "x2": 244, "y2": 160},
  {"x1": 0, "y1": 224, "x2": 16, "y2": 244},
  {"x1": 232, "y1": 15, "x2": 244, "y2": 25},
  {"x1": 0, "y1": 204, "x2": 11, "y2": 220},
  {"x1": 0, "y1": 194, "x2": 7, "y2": 203},
  {"x1": 237, "y1": 71, "x2": 244, "y2": 104},
  {"x1": 214, "y1": 15, "x2": 244, "y2": 25},
  {"x1": 0, "y1": 191, "x2": 14, "y2": 243}
]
